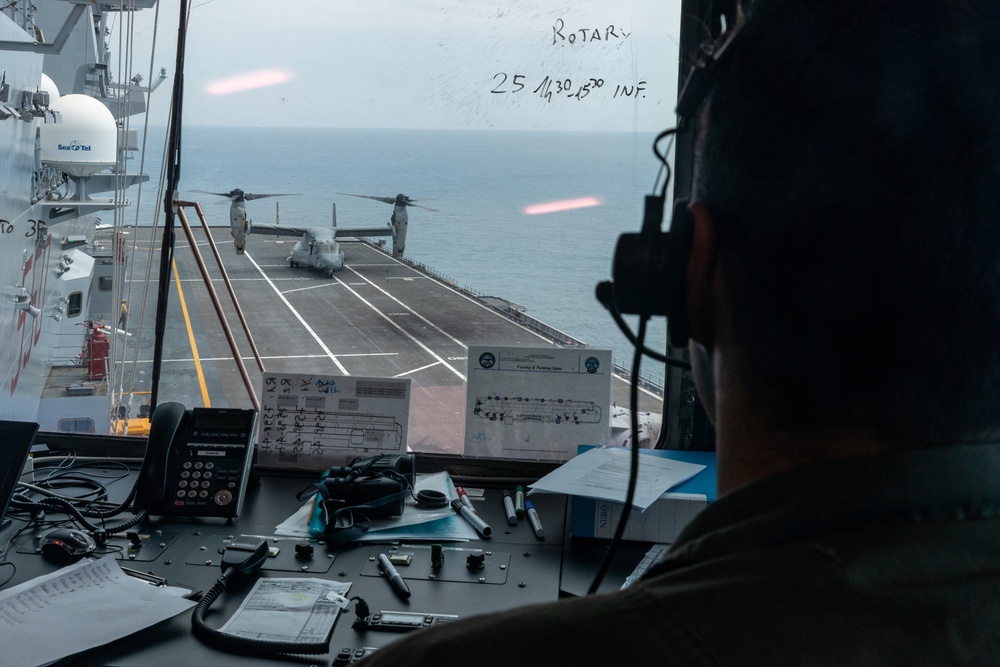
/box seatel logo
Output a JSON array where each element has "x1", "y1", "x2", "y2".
[
  {"x1": 56, "y1": 140, "x2": 92, "y2": 152},
  {"x1": 584, "y1": 356, "x2": 600, "y2": 373},
  {"x1": 478, "y1": 352, "x2": 496, "y2": 369}
]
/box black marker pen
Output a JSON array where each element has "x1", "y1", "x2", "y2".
[{"x1": 378, "y1": 552, "x2": 411, "y2": 599}]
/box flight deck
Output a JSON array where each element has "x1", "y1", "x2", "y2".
[{"x1": 120, "y1": 223, "x2": 663, "y2": 454}]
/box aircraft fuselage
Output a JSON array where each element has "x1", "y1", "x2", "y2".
[
  {"x1": 230, "y1": 201, "x2": 248, "y2": 254},
  {"x1": 290, "y1": 235, "x2": 344, "y2": 277},
  {"x1": 390, "y1": 194, "x2": 409, "y2": 257}
]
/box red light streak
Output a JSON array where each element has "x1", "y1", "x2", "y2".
[
  {"x1": 521, "y1": 196, "x2": 604, "y2": 215},
  {"x1": 205, "y1": 69, "x2": 292, "y2": 95}
]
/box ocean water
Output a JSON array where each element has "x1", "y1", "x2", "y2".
[{"x1": 128, "y1": 125, "x2": 669, "y2": 383}]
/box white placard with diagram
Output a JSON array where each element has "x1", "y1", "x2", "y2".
[
  {"x1": 256, "y1": 372, "x2": 411, "y2": 470},
  {"x1": 464, "y1": 345, "x2": 612, "y2": 461}
]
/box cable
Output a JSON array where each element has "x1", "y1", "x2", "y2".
[
  {"x1": 652, "y1": 128, "x2": 677, "y2": 198},
  {"x1": 0, "y1": 562, "x2": 15, "y2": 588},
  {"x1": 606, "y1": 300, "x2": 691, "y2": 369},
  {"x1": 597, "y1": 281, "x2": 691, "y2": 370},
  {"x1": 587, "y1": 316, "x2": 648, "y2": 594},
  {"x1": 13, "y1": 481, "x2": 139, "y2": 522},
  {"x1": 15, "y1": 495, "x2": 146, "y2": 540},
  {"x1": 191, "y1": 538, "x2": 330, "y2": 656}
]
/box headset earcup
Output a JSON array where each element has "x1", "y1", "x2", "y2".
[{"x1": 608, "y1": 199, "x2": 695, "y2": 347}]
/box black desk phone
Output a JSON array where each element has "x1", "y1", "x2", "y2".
[{"x1": 134, "y1": 402, "x2": 257, "y2": 518}]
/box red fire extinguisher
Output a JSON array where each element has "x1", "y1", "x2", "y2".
[{"x1": 86, "y1": 327, "x2": 109, "y2": 380}]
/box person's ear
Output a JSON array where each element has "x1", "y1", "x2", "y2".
[{"x1": 686, "y1": 201, "x2": 720, "y2": 347}]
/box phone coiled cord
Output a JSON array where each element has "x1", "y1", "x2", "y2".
[{"x1": 14, "y1": 495, "x2": 146, "y2": 542}]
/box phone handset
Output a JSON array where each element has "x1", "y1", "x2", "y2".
[{"x1": 134, "y1": 402, "x2": 189, "y2": 511}]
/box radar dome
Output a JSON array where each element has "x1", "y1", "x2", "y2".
[
  {"x1": 39, "y1": 73, "x2": 60, "y2": 102},
  {"x1": 39, "y1": 94, "x2": 117, "y2": 177}
]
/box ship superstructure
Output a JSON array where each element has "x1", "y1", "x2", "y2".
[{"x1": 0, "y1": 1, "x2": 164, "y2": 431}]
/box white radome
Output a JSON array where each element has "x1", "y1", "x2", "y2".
[{"x1": 39, "y1": 94, "x2": 117, "y2": 177}]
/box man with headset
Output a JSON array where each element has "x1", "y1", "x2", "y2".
[{"x1": 362, "y1": 0, "x2": 1000, "y2": 663}]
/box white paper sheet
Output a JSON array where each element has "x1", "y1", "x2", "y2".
[
  {"x1": 219, "y1": 578, "x2": 351, "y2": 644},
  {"x1": 0, "y1": 555, "x2": 195, "y2": 667},
  {"x1": 528, "y1": 446, "x2": 706, "y2": 510}
]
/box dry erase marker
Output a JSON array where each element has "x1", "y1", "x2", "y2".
[
  {"x1": 377, "y1": 552, "x2": 411, "y2": 599},
  {"x1": 525, "y1": 500, "x2": 545, "y2": 539},
  {"x1": 515, "y1": 485, "x2": 525, "y2": 519},
  {"x1": 452, "y1": 499, "x2": 492, "y2": 538},
  {"x1": 502, "y1": 489, "x2": 518, "y2": 525},
  {"x1": 456, "y1": 486, "x2": 476, "y2": 513}
]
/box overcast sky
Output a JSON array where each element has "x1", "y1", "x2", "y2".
[{"x1": 122, "y1": 0, "x2": 682, "y2": 131}]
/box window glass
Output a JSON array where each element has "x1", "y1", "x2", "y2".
[
  {"x1": 17, "y1": 2, "x2": 683, "y2": 454},
  {"x1": 67, "y1": 292, "x2": 83, "y2": 318},
  {"x1": 57, "y1": 418, "x2": 96, "y2": 434}
]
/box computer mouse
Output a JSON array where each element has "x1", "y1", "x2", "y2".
[{"x1": 39, "y1": 528, "x2": 97, "y2": 564}]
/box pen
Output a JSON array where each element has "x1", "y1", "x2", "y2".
[
  {"x1": 525, "y1": 501, "x2": 545, "y2": 539},
  {"x1": 502, "y1": 489, "x2": 518, "y2": 525},
  {"x1": 377, "y1": 553, "x2": 411, "y2": 600},
  {"x1": 451, "y1": 499, "x2": 492, "y2": 538},
  {"x1": 515, "y1": 485, "x2": 525, "y2": 519},
  {"x1": 456, "y1": 486, "x2": 477, "y2": 513}
]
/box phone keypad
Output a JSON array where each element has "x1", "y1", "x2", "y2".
[{"x1": 170, "y1": 456, "x2": 245, "y2": 510}]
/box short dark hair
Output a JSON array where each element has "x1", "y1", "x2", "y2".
[{"x1": 693, "y1": 0, "x2": 1000, "y2": 445}]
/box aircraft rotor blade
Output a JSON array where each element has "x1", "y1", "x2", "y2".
[
  {"x1": 190, "y1": 188, "x2": 294, "y2": 202},
  {"x1": 337, "y1": 192, "x2": 396, "y2": 205},
  {"x1": 244, "y1": 192, "x2": 293, "y2": 201},
  {"x1": 406, "y1": 202, "x2": 439, "y2": 212},
  {"x1": 338, "y1": 192, "x2": 438, "y2": 212},
  {"x1": 192, "y1": 189, "x2": 239, "y2": 199}
]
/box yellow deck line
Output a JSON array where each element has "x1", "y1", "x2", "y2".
[{"x1": 172, "y1": 259, "x2": 211, "y2": 407}]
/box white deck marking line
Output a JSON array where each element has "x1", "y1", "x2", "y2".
[
  {"x1": 344, "y1": 256, "x2": 659, "y2": 399},
  {"x1": 245, "y1": 251, "x2": 350, "y2": 375},
  {"x1": 331, "y1": 271, "x2": 467, "y2": 382},
  {"x1": 175, "y1": 277, "x2": 330, "y2": 282},
  {"x1": 281, "y1": 282, "x2": 338, "y2": 294},
  {"x1": 131, "y1": 353, "x2": 396, "y2": 364},
  {"x1": 346, "y1": 256, "x2": 553, "y2": 345},
  {"x1": 394, "y1": 361, "x2": 443, "y2": 378}
]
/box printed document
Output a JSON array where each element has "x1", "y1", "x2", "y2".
[
  {"x1": 529, "y1": 446, "x2": 706, "y2": 510},
  {"x1": 0, "y1": 555, "x2": 195, "y2": 666},
  {"x1": 219, "y1": 578, "x2": 351, "y2": 644}
]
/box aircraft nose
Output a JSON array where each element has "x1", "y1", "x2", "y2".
[{"x1": 320, "y1": 253, "x2": 343, "y2": 270}]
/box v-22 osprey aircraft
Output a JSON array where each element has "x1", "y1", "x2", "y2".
[{"x1": 210, "y1": 189, "x2": 434, "y2": 277}]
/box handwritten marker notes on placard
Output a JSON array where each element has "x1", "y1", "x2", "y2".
[
  {"x1": 476, "y1": 8, "x2": 675, "y2": 131},
  {"x1": 257, "y1": 372, "x2": 411, "y2": 471}
]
